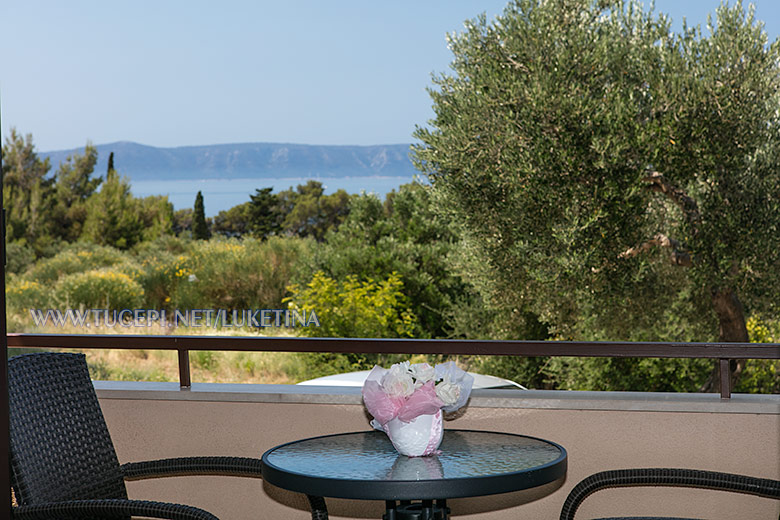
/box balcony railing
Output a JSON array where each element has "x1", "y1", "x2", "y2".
[
  {"x1": 7, "y1": 333, "x2": 780, "y2": 398},
  {"x1": 4, "y1": 333, "x2": 780, "y2": 519}
]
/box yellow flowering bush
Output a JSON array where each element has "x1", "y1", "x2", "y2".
[
  {"x1": 136, "y1": 252, "x2": 191, "y2": 308},
  {"x1": 171, "y1": 237, "x2": 310, "y2": 312},
  {"x1": 25, "y1": 244, "x2": 129, "y2": 283},
  {"x1": 737, "y1": 316, "x2": 780, "y2": 393},
  {"x1": 285, "y1": 271, "x2": 417, "y2": 338},
  {"x1": 55, "y1": 268, "x2": 145, "y2": 310},
  {"x1": 5, "y1": 279, "x2": 53, "y2": 310}
]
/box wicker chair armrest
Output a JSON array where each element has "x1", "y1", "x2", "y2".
[
  {"x1": 121, "y1": 456, "x2": 263, "y2": 481},
  {"x1": 12, "y1": 498, "x2": 219, "y2": 520},
  {"x1": 560, "y1": 468, "x2": 780, "y2": 520}
]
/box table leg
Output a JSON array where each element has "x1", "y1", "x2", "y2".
[
  {"x1": 306, "y1": 494, "x2": 329, "y2": 520},
  {"x1": 383, "y1": 499, "x2": 449, "y2": 520},
  {"x1": 437, "y1": 499, "x2": 450, "y2": 520},
  {"x1": 384, "y1": 500, "x2": 397, "y2": 520}
]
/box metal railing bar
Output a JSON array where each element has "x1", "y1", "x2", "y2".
[
  {"x1": 178, "y1": 349, "x2": 191, "y2": 389},
  {"x1": 7, "y1": 333, "x2": 780, "y2": 359},
  {"x1": 719, "y1": 359, "x2": 731, "y2": 399}
]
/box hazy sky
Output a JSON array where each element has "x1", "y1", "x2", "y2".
[{"x1": 2, "y1": 1, "x2": 778, "y2": 152}]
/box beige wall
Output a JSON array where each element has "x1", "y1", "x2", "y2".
[{"x1": 97, "y1": 386, "x2": 780, "y2": 520}]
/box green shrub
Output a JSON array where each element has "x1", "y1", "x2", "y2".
[
  {"x1": 736, "y1": 316, "x2": 780, "y2": 393},
  {"x1": 540, "y1": 357, "x2": 713, "y2": 392},
  {"x1": 171, "y1": 236, "x2": 312, "y2": 313},
  {"x1": 136, "y1": 251, "x2": 189, "y2": 309},
  {"x1": 55, "y1": 268, "x2": 145, "y2": 310},
  {"x1": 191, "y1": 350, "x2": 219, "y2": 371},
  {"x1": 132, "y1": 234, "x2": 192, "y2": 256},
  {"x1": 285, "y1": 271, "x2": 417, "y2": 338},
  {"x1": 5, "y1": 279, "x2": 53, "y2": 311},
  {"x1": 284, "y1": 271, "x2": 420, "y2": 378},
  {"x1": 5, "y1": 241, "x2": 36, "y2": 275},
  {"x1": 25, "y1": 244, "x2": 130, "y2": 284},
  {"x1": 87, "y1": 357, "x2": 170, "y2": 382}
]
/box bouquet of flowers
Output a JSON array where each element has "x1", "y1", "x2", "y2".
[{"x1": 362, "y1": 361, "x2": 473, "y2": 456}]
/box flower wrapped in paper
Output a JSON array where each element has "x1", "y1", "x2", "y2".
[{"x1": 362, "y1": 361, "x2": 474, "y2": 456}]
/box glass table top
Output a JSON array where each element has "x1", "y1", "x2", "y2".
[{"x1": 262, "y1": 429, "x2": 567, "y2": 500}]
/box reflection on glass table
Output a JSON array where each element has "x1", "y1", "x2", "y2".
[{"x1": 262, "y1": 429, "x2": 567, "y2": 520}]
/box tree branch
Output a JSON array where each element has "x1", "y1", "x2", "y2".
[
  {"x1": 619, "y1": 233, "x2": 693, "y2": 267},
  {"x1": 642, "y1": 171, "x2": 700, "y2": 230},
  {"x1": 505, "y1": 54, "x2": 530, "y2": 73}
]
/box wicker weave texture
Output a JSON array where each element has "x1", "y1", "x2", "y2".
[
  {"x1": 559, "y1": 468, "x2": 780, "y2": 520},
  {"x1": 9, "y1": 352, "x2": 128, "y2": 504},
  {"x1": 122, "y1": 456, "x2": 263, "y2": 481},
  {"x1": 13, "y1": 498, "x2": 219, "y2": 520}
]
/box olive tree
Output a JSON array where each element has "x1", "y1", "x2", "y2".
[{"x1": 413, "y1": 0, "x2": 780, "y2": 389}]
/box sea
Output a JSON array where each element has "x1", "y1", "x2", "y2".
[{"x1": 130, "y1": 175, "x2": 420, "y2": 216}]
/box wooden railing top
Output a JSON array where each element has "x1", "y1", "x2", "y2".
[
  {"x1": 7, "y1": 333, "x2": 780, "y2": 399},
  {"x1": 7, "y1": 333, "x2": 780, "y2": 358}
]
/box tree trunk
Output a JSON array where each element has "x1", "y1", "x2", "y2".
[{"x1": 700, "y1": 287, "x2": 748, "y2": 392}]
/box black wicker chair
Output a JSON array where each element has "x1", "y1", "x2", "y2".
[
  {"x1": 8, "y1": 352, "x2": 328, "y2": 520},
  {"x1": 559, "y1": 468, "x2": 780, "y2": 520}
]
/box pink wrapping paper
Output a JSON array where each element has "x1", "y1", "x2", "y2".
[{"x1": 362, "y1": 362, "x2": 472, "y2": 428}]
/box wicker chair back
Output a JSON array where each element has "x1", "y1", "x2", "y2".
[{"x1": 8, "y1": 352, "x2": 129, "y2": 505}]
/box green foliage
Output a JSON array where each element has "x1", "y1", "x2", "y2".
[
  {"x1": 81, "y1": 170, "x2": 144, "y2": 249},
  {"x1": 309, "y1": 183, "x2": 479, "y2": 339},
  {"x1": 192, "y1": 191, "x2": 211, "y2": 240},
  {"x1": 413, "y1": 0, "x2": 780, "y2": 348},
  {"x1": 4, "y1": 241, "x2": 36, "y2": 275},
  {"x1": 210, "y1": 182, "x2": 352, "y2": 240},
  {"x1": 133, "y1": 234, "x2": 191, "y2": 256},
  {"x1": 5, "y1": 279, "x2": 54, "y2": 311},
  {"x1": 285, "y1": 270, "x2": 420, "y2": 378},
  {"x1": 277, "y1": 181, "x2": 351, "y2": 240},
  {"x1": 736, "y1": 316, "x2": 780, "y2": 393},
  {"x1": 286, "y1": 271, "x2": 417, "y2": 338},
  {"x1": 51, "y1": 143, "x2": 101, "y2": 242},
  {"x1": 55, "y1": 268, "x2": 145, "y2": 310},
  {"x1": 139, "y1": 195, "x2": 174, "y2": 242},
  {"x1": 170, "y1": 237, "x2": 312, "y2": 312},
  {"x1": 1, "y1": 132, "x2": 173, "y2": 255},
  {"x1": 212, "y1": 202, "x2": 251, "y2": 237},
  {"x1": 248, "y1": 188, "x2": 282, "y2": 238},
  {"x1": 542, "y1": 357, "x2": 713, "y2": 392},
  {"x1": 133, "y1": 249, "x2": 187, "y2": 309},
  {"x1": 191, "y1": 350, "x2": 219, "y2": 371},
  {"x1": 2, "y1": 129, "x2": 56, "y2": 254},
  {"x1": 469, "y1": 355, "x2": 552, "y2": 389},
  {"x1": 8, "y1": 243, "x2": 144, "y2": 314},
  {"x1": 172, "y1": 208, "x2": 194, "y2": 236},
  {"x1": 87, "y1": 357, "x2": 170, "y2": 382},
  {"x1": 24, "y1": 244, "x2": 130, "y2": 284}
]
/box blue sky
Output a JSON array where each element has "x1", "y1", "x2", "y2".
[{"x1": 1, "y1": 1, "x2": 778, "y2": 152}]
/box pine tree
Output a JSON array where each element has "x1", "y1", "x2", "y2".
[
  {"x1": 81, "y1": 169, "x2": 143, "y2": 249},
  {"x1": 192, "y1": 191, "x2": 210, "y2": 240},
  {"x1": 1, "y1": 129, "x2": 56, "y2": 251}
]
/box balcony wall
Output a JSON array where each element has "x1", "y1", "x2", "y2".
[{"x1": 95, "y1": 382, "x2": 780, "y2": 520}]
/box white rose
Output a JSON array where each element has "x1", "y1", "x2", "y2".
[
  {"x1": 381, "y1": 364, "x2": 415, "y2": 398},
  {"x1": 435, "y1": 380, "x2": 461, "y2": 406},
  {"x1": 409, "y1": 363, "x2": 435, "y2": 384}
]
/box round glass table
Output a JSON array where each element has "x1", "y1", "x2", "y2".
[{"x1": 262, "y1": 429, "x2": 567, "y2": 520}]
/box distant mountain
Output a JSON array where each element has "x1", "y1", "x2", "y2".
[{"x1": 40, "y1": 141, "x2": 418, "y2": 181}]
